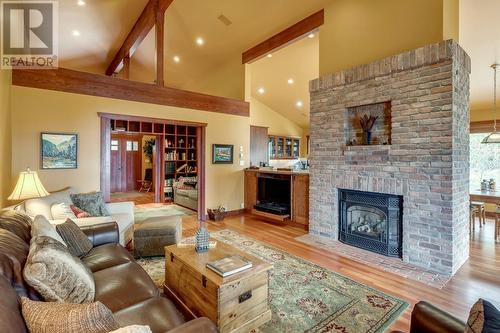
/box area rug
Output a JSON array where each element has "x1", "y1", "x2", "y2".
[
  {"x1": 134, "y1": 204, "x2": 195, "y2": 224},
  {"x1": 296, "y1": 234, "x2": 450, "y2": 289},
  {"x1": 137, "y1": 230, "x2": 408, "y2": 333}
]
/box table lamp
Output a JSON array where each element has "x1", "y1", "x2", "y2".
[{"x1": 8, "y1": 168, "x2": 50, "y2": 201}]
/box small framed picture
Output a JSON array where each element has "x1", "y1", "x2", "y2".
[
  {"x1": 212, "y1": 144, "x2": 234, "y2": 164},
  {"x1": 41, "y1": 133, "x2": 78, "y2": 169}
]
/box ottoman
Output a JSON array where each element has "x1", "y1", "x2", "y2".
[{"x1": 134, "y1": 215, "x2": 182, "y2": 257}]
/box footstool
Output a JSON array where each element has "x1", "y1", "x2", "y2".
[{"x1": 134, "y1": 216, "x2": 182, "y2": 258}]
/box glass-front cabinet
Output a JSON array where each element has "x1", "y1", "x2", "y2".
[
  {"x1": 268, "y1": 137, "x2": 277, "y2": 159},
  {"x1": 268, "y1": 135, "x2": 300, "y2": 160}
]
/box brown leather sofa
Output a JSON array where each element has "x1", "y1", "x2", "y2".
[
  {"x1": 0, "y1": 212, "x2": 218, "y2": 333},
  {"x1": 392, "y1": 301, "x2": 466, "y2": 333}
]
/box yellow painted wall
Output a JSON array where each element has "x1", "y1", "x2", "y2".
[
  {"x1": 10, "y1": 86, "x2": 250, "y2": 211},
  {"x1": 180, "y1": 55, "x2": 246, "y2": 101},
  {"x1": 319, "y1": 0, "x2": 453, "y2": 76},
  {"x1": 471, "y1": 108, "x2": 496, "y2": 122},
  {"x1": 249, "y1": 97, "x2": 304, "y2": 138},
  {"x1": 443, "y1": 0, "x2": 459, "y2": 41},
  {"x1": 0, "y1": 70, "x2": 12, "y2": 208}
]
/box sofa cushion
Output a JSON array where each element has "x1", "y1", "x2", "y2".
[
  {"x1": 70, "y1": 192, "x2": 110, "y2": 217},
  {"x1": 0, "y1": 210, "x2": 32, "y2": 242},
  {"x1": 113, "y1": 297, "x2": 185, "y2": 333},
  {"x1": 24, "y1": 188, "x2": 74, "y2": 219},
  {"x1": 31, "y1": 215, "x2": 66, "y2": 246},
  {"x1": 93, "y1": 262, "x2": 158, "y2": 312},
  {"x1": 0, "y1": 230, "x2": 40, "y2": 300},
  {"x1": 21, "y1": 297, "x2": 120, "y2": 333},
  {"x1": 56, "y1": 219, "x2": 93, "y2": 257},
  {"x1": 23, "y1": 236, "x2": 95, "y2": 303},
  {"x1": 50, "y1": 202, "x2": 76, "y2": 220},
  {"x1": 82, "y1": 244, "x2": 134, "y2": 273},
  {"x1": 0, "y1": 276, "x2": 28, "y2": 333}
]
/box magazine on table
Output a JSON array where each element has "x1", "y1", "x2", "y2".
[{"x1": 206, "y1": 255, "x2": 253, "y2": 277}]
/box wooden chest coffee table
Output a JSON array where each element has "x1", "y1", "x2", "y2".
[{"x1": 164, "y1": 241, "x2": 273, "y2": 333}]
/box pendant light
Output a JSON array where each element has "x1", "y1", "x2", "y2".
[{"x1": 482, "y1": 63, "x2": 500, "y2": 143}]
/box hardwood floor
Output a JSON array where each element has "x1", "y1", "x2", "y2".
[
  {"x1": 110, "y1": 191, "x2": 154, "y2": 205},
  {"x1": 181, "y1": 214, "x2": 500, "y2": 332}
]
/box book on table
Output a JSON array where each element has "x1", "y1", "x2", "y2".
[{"x1": 206, "y1": 255, "x2": 253, "y2": 277}]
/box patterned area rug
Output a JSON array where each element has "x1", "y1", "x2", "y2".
[
  {"x1": 134, "y1": 204, "x2": 195, "y2": 224},
  {"x1": 137, "y1": 230, "x2": 408, "y2": 333}
]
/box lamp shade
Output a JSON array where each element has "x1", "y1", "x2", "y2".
[{"x1": 8, "y1": 169, "x2": 50, "y2": 201}]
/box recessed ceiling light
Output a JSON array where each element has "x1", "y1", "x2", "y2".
[
  {"x1": 308, "y1": 33, "x2": 315, "y2": 39},
  {"x1": 77, "y1": 0, "x2": 85, "y2": 6},
  {"x1": 173, "y1": 55, "x2": 180, "y2": 63},
  {"x1": 196, "y1": 37, "x2": 204, "y2": 46},
  {"x1": 72, "y1": 30, "x2": 80, "y2": 37},
  {"x1": 258, "y1": 87, "x2": 265, "y2": 94},
  {"x1": 296, "y1": 101, "x2": 303, "y2": 108},
  {"x1": 267, "y1": 54, "x2": 272, "y2": 58},
  {"x1": 287, "y1": 78, "x2": 294, "y2": 85}
]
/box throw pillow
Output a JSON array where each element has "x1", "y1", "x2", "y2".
[
  {"x1": 31, "y1": 215, "x2": 67, "y2": 246},
  {"x1": 21, "y1": 297, "x2": 120, "y2": 333},
  {"x1": 23, "y1": 236, "x2": 95, "y2": 303},
  {"x1": 465, "y1": 299, "x2": 500, "y2": 333},
  {"x1": 70, "y1": 204, "x2": 90, "y2": 218},
  {"x1": 51, "y1": 202, "x2": 77, "y2": 220},
  {"x1": 109, "y1": 326, "x2": 153, "y2": 333},
  {"x1": 0, "y1": 210, "x2": 32, "y2": 242},
  {"x1": 56, "y1": 219, "x2": 93, "y2": 257},
  {"x1": 70, "y1": 192, "x2": 110, "y2": 217}
]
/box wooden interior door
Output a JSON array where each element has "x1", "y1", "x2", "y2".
[
  {"x1": 110, "y1": 134, "x2": 142, "y2": 192},
  {"x1": 250, "y1": 126, "x2": 269, "y2": 166}
]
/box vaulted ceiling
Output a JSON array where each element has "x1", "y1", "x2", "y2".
[
  {"x1": 58, "y1": 0, "x2": 328, "y2": 87},
  {"x1": 250, "y1": 35, "x2": 319, "y2": 129},
  {"x1": 460, "y1": 0, "x2": 500, "y2": 112}
]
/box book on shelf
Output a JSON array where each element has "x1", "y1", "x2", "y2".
[
  {"x1": 206, "y1": 255, "x2": 252, "y2": 277},
  {"x1": 176, "y1": 163, "x2": 187, "y2": 172}
]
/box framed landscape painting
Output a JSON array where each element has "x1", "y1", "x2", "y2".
[
  {"x1": 41, "y1": 133, "x2": 78, "y2": 169},
  {"x1": 212, "y1": 144, "x2": 233, "y2": 164}
]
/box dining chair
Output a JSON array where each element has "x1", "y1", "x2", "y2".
[{"x1": 470, "y1": 201, "x2": 486, "y2": 227}]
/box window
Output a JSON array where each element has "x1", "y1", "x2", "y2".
[
  {"x1": 111, "y1": 140, "x2": 119, "y2": 151},
  {"x1": 126, "y1": 141, "x2": 139, "y2": 152},
  {"x1": 470, "y1": 133, "x2": 500, "y2": 189}
]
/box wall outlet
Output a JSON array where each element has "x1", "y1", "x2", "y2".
[{"x1": 240, "y1": 203, "x2": 244, "y2": 209}]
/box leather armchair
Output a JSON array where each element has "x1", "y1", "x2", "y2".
[{"x1": 392, "y1": 301, "x2": 466, "y2": 333}]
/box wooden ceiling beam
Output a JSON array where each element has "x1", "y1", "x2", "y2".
[
  {"x1": 242, "y1": 9, "x2": 324, "y2": 64},
  {"x1": 106, "y1": 0, "x2": 174, "y2": 76},
  {"x1": 155, "y1": 4, "x2": 165, "y2": 86},
  {"x1": 12, "y1": 68, "x2": 249, "y2": 117}
]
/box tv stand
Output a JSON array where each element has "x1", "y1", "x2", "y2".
[{"x1": 244, "y1": 169, "x2": 309, "y2": 230}]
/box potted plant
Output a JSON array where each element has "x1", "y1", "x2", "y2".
[
  {"x1": 143, "y1": 138, "x2": 155, "y2": 163},
  {"x1": 359, "y1": 114, "x2": 378, "y2": 145}
]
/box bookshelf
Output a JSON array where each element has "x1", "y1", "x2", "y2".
[{"x1": 164, "y1": 125, "x2": 198, "y2": 202}]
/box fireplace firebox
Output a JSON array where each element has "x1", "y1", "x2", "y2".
[{"x1": 338, "y1": 189, "x2": 403, "y2": 258}]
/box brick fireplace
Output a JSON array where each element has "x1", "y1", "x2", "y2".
[{"x1": 309, "y1": 40, "x2": 470, "y2": 276}]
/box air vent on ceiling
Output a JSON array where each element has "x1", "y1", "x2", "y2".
[{"x1": 218, "y1": 14, "x2": 232, "y2": 26}]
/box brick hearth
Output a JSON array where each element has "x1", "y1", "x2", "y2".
[{"x1": 309, "y1": 40, "x2": 470, "y2": 276}]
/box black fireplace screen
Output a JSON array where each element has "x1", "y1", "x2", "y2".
[{"x1": 338, "y1": 189, "x2": 403, "y2": 258}]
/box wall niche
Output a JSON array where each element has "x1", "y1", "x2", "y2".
[{"x1": 344, "y1": 101, "x2": 391, "y2": 146}]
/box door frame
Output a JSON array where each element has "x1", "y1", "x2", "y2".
[{"x1": 99, "y1": 113, "x2": 207, "y2": 221}]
